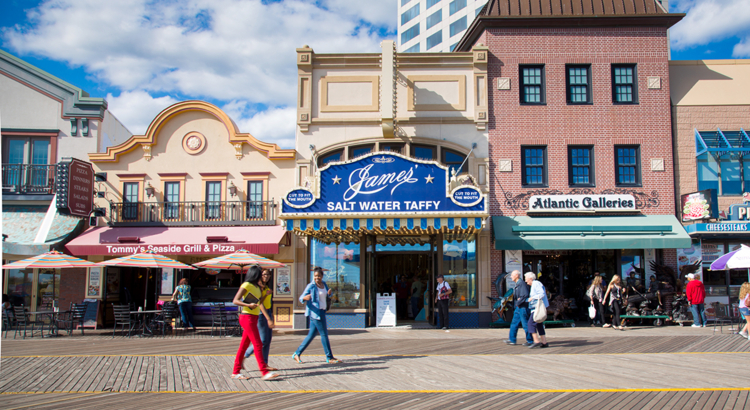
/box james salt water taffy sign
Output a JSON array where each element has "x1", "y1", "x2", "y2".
[{"x1": 282, "y1": 152, "x2": 486, "y2": 215}]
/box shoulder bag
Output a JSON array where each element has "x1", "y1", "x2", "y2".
[{"x1": 533, "y1": 298, "x2": 547, "y2": 323}]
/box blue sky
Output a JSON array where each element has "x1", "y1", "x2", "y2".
[{"x1": 1, "y1": 0, "x2": 748, "y2": 148}]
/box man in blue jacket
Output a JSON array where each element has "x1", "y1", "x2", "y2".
[{"x1": 505, "y1": 270, "x2": 533, "y2": 346}]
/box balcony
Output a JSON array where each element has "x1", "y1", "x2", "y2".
[
  {"x1": 109, "y1": 200, "x2": 277, "y2": 226},
  {"x1": 2, "y1": 164, "x2": 56, "y2": 195}
]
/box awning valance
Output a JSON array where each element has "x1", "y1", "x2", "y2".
[
  {"x1": 287, "y1": 217, "x2": 484, "y2": 243},
  {"x1": 2, "y1": 206, "x2": 83, "y2": 256},
  {"x1": 492, "y1": 215, "x2": 691, "y2": 250}
]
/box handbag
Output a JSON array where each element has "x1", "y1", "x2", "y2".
[
  {"x1": 533, "y1": 299, "x2": 547, "y2": 323},
  {"x1": 588, "y1": 305, "x2": 597, "y2": 319}
]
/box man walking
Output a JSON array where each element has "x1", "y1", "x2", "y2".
[
  {"x1": 505, "y1": 270, "x2": 533, "y2": 346},
  {"x1": 685, "y1": 273, "x2": 707, "y2": 327}
]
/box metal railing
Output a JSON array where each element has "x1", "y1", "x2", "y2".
[
  {"x1": 109, "y1": 200, "x2": 276, "y2": 226},
  {"x1": 2, "y1": 164, "x2": 56, "y2": 194}
]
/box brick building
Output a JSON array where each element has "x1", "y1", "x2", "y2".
[{"x1": 454, "y1": 0, "x2": 690, "y2": 312}]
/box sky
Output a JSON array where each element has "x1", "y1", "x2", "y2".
[{"x1": 1, "y1": 0, "x2": 749, "y2": 149}]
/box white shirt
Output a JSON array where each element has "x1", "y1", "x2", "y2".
[{"x1": 318, "y1": 286, "x2": 327, "y2": 310}]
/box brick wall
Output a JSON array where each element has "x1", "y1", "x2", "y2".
[{"x1": 59, "y1": 268, "x2": 87, "y2": 309}]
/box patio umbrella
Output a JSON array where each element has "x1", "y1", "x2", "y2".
[
  {"x1": 98, "y1": 250, "x2": 196, "y2": 310},
  {"x1": 1, "y1": 250, "x2": 99, "y2": 269},
  {"x1": 193, "y1": 249, "x2": 286, "y2": 271},
  {"x1": 709, "y1": 244, "x2": 750, "y2": 270}
]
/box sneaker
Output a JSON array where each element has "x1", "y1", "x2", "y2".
[
  {"x1": 541, "y1": 344, "x2": 549, "y2": 348},
  {"x1": 522, "y1": 342, "x2": 533, "y2": 347},
  {"x1": 504, "y1": 340, "x2": 516, "y2": 345},
  {"x1": 442, "y1": 327, "x2": 448, "y2": 330},
  {"x1": 528, "y1": 343, "x2": 542, "y2": 349},
  {"x1": 691, "y1": 324, "x2": 701, "y2": 327},
  {"x1": 261, "y1": 372, "x2": 279, "y2": 381},
  {"x1": 739, "y1": 331, "x2": 748, "y2": 339}
]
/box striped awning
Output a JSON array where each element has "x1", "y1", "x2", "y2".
[{"x1": 286, "y1": 217, "x2": 484, "y2": 243}]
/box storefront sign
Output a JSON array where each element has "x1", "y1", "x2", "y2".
[
  {"x1": 160, "y1": 268, "x2": 174, "y2": 295},
  {"x1": 701, "y1": 242, "x2": 724, "y2": 265},
  {"x1": 528, "y1": 195, "x2": 635, "y2": 212},
  {"x1": 56, "y1": 158, "x2": 94, "y2": 217},
  {"x1": 94, "y1": 243, "x2": 267, "y2": 255},
  {"x1": 281, "y1": 152, "x2": 486, "y2": 216},
  {"x1": 728, "y1": 203, "x2": 750, "y2": 221},
  {"x1": 275, "y1": 266, "x2": 292, "y2": 297},
  {"x1": 681, "y1": 189, "x2": 718, "y2": 222},
  {"x1": 87, "y1": 267, "x2": 101, "y2": 298},
  {"x1": 504, "y1": 250, "x2": 523, "y2": 290}
]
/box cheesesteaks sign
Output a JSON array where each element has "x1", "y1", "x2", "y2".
[
  {"x1": 529, "y1": 194, "x2": 636, "y2": 212},
  {"x1": 282, "y1": 152, "x2": 485, "y2": 215}
]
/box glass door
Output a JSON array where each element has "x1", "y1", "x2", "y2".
[
  {"x1": 36, "y1": 269, "x2": 60, "y2": 310},
  {"x1": 7, "y1": 268, "x2": 34, "y2": 308}
]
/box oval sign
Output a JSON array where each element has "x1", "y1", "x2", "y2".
[
  {"x1": 285, "y1": 189, "x2": 315, "y2": 208},
  {"x1": 450, "y1": 186, "x2": 483, "y2": 207}
]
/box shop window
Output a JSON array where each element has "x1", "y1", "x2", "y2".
[
  {"x1": 349, "y1": 144, "x2": 374, "y2": 159},
  {"x1": 520, "y1": 65, "x2": 545, "y2": 105},
  {"x1": 566, "y1": 65, "x2": 591, "y2": 104},
  {"x1": 163, "y1": 181, "x2": 180, "y2": 220},
  {"x1": 449, "y1": 16, "x2": 467, "y2": 37},
  {"x1": 318, "y1": 149, "x2": 343, "y2": 167},
  {"x1": 36, "y1": 269, "x2": 60, "y2": 310},
  {"x1": 7, "y1": 268, "x2": 33, "y2": 307},
  {"x1": 615, "y1": 145, "x2": 640, "y2": 186},
  {"x1": 521, "y1": 146, "x2": 547, "y2": 187},
  {"x1": 427, "y1": 30, "x2": 442, "y2": 50},
  {"x1": 442, "y1": 148, "x2": 466, "y2": 175},
  {"x1": 380, "y1": 143, "x2": 404, "y2": 154},
  {"x1": 246, "y1": 181, "x2": 263, "y2": 219},
  {"x1": 426, "y1": 9, "x2": 442, "y2": 30},
  {"x1": 310, "y1": 239, "x2": 361, "y2": 309},
  {"x1": 449, "y1": 0, "x2": 466, "y2": 15},
  {"x1": 123, "y1": 182, "x2": 139, "y2": 220},
  {"x1": 401, "y1": 3, "x2": 419, "y2": 26},
  {"x1": 703, "y1": 270, "x2": 728, "y2": 296},
  {"x1": 620, "y1": 249, "x2": 644, "y2": 288},
  {"x1": 412, "y1": 145, "x2": 436, "y2": 160},
  {"x1": 443, "y1": 239, "x2": 477, "y2": 306},
  {"x1": 205, "y1": 181, "x2": 222, "y2": 219},
  {"x1": 612, "y1": 64, "x2": 638, "y2": 104},
  {"x1": 568, "y1": 146, "x2": 594, "y2": 186}
]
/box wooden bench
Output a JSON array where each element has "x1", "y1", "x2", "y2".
[{"x1": 620, "y1": 314, "x2": 669, "y2": 326}]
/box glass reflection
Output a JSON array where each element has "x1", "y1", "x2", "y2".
[
  {"x1": 311, "y1": 240, "x2": 361, "y2": 308},
  {"x1": 442, "y1": 238, "x2": 477, "y2": 306}
]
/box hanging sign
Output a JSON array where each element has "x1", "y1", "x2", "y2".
[
  {"x1": 281, "y1": 152, "x2": 486, "y2": 216},
  {"x1": 56, "y1": 158, "x2": 94, "y2": 217},
  {"x1": 681, "y1": 189, "x2": 718, "y2": 222}
]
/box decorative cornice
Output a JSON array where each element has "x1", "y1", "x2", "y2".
[
  {"x1": 88, "y1": 100, "x2": 296, "y2": 163},
  {"x1": 199, "y1": 172, "x2": 230, "y2": 177},
  {"x1": 240, "y1": 172, "x2": 272, "y2": 176},
  {"x1": 157, "y1": 172, "x2": 188, "y2": 177}
]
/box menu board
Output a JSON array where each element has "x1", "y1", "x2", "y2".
[
  {"x1": 376, "y1": 293, "x2": 396, "y2": 327},
  {"x1": 701, "y1": 242, "x2": 725, "y2": 266},
  {"x1": 87, "y1": 267, "x2": 101, "y2": 298},
  {"x1": 161, "y1": 268, "x2": 174, "y2": 295},
  {"x1": 275, "y1": 266, "x2": 292, "y2": 297}
]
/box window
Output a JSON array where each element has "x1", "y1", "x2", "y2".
[
  {"x1": 426, "y1": 9, "x2": 442, "y2": 30},
  {"x1": 401, "y1": 0, "x2": 411, "y2": 5},
  {"x1": 247, "y1": 181, "x2": 264, "y2": 219},
  {"x1": 442, "y1": 148, "x2": 466, "y2": 175},
  {"x1": 450, "y1": 42, "x2": 458, "y2": 51},
  {"x1": 612, "y1": 64, "x2": 637, "y2": 104},
  {"x1": 412, "y1": 145, "x2": 436, "y2": 160},
  {"x1": 401, "y1": 23, "x2": 420, "y2": 44},
  {"x1": 2, "y1": 137, "x2": 51, "y2": 190},
  {"x1": 522, "y1": 146, "x2": 547, "y2": 186},
  {"x1": 205, "y1": 181, "x2": 222, "y2": 219},
  {"x1": 568, "y1": 146, "x2": 594, "y2": 186},
  {"x1": 349, "y1": 144, "x2": 374, "y2": 159},
  {"x1": 442, "y1": 238, "x2": 477, "y2": 306},
  {"x1": 449, "y1": 16, "x2": 467, "y2": 37},
  {"x1": 380, "y1": 143, "x2": 404, "y2": 154},
  {"x1": 123, "y1": 182, "x2": 139, "y2": 220},
  {"x1": 401, "y1": 3, "x2": 419, "y2": 26},
  {"x1": 520, "y1": 65, "x2": 545, "y2": 104},
  {"x1": 164, "y1": 181, "x2": 180, "y2": 219},
  {"x1": 319, "y1": 149, "x2": 343, "y2": 167},
  {"x1": 427, "y1": 0, "x2": 441, "y2": 9},
  {"x1": 449, "y1": 0, "x2": 466, "y2": 15},
  {"x1": 566, "y1": 65, "x2": 591, "y2": 104},
  {"x1": 615, "y1": 146, "x2": 640, "y2": 186},
  {"x1": 695, "y1": 130, "x2": 750, "y2": 195},
  {"x1": 426, "y1": 31, "x2": 442, "y2": 50},
  {"x1": 696, "y1": 153, "x2": 719, "y2": 192},
  {"x1": 403, "y1": 43, "x2": 420, "y2": 53},
  {"x1": 311, "y1": 239, "x2": 362, "y2": 308}
]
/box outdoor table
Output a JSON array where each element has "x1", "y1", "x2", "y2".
[
  {"x1": 130, "y1": 310, "x2": 161, "y2": 337},
  {"x1": 26, "y1": 310, "x2": 70, "y2": 337}
]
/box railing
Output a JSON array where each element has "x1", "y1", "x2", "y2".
[
  {"x1": 109, "y1": 200, "x2": 277, "y2": 226},
  {"x1": 2, "y1": 164, "x2": 56, "y2": 194}
]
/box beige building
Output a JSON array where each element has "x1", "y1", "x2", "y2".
[
  {"x1": 670, "y1": 59, "x2": 750, "y2": 307},
  {"x1": 64, "y1": 100, "x2": 299, "y2": 327},
  {"x1": 282, "y1": 41, "x2": 492, "y2": 328}
]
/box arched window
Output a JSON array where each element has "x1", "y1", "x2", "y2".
[
  {"x1": 318, "y1": 149, "x2": 344, "y2": 167},
  {"x1": 442, "y1": 148, "x2": 466, "y2": 175}
]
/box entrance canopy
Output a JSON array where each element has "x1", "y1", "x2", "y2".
[
  {"x1": 492, "y1": 215, "x2": 691, "y2": 250},
  {"x1": 2, "y1": 206, "x2": 83, "y2": 256}
]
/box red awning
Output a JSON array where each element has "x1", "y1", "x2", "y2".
[{"x1": 65, "y1": 226, "x2": 287, "y2": 256}]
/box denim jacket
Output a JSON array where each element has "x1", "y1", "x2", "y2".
[{"x1": 300, "y1": 281, "x2": 329, "y2": 320}]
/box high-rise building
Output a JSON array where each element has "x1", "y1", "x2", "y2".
[{"x1": 398, "y1": 0, "x2": 488, "y2": 53}]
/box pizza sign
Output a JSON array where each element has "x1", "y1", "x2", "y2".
[{"x1": 680, "y1": 189, "x2": 717, "y2": 222}]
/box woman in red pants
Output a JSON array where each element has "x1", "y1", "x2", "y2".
[{"x1": 231, "y1": 265, "x2": 279, "y2": 380}]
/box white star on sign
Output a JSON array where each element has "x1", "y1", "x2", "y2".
[
  {"x1": 425, "y1": 175, "x2": 434, "y2": 184},
  {"x1": 332, "y1": 175, "x2": 341, "y2": 184}
]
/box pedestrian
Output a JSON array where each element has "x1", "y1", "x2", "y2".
[
  {"x1": 292, "y1": 267, "x2": 342, "y2": 364},
  {"x1": 244, "y1": 269, "x2": 277, "y2": 371},
  {"x1": 586, "y1": 276, "x2": 604, "y2": 326},
  {"x1": 231, "y1": 265, "x2": 278, "y2": 380},
  {"x1": 738, "y1": 282, "x2": 750, "y2": 339},
  {"x1": 685, "y1": 273, "x2": 707, "y2": 327},
  {"x1": 602, "y1": 275, "x2": 625, "y2": 330},
  {"x1": 171, "y1": 278, "x2": 197, "y2": 331},
  {"x1": 504, "y1": 270, "x2": 533, "y2": 346},
  {"x1": 435, "y1": 274, "x2": 452, "y2": 331},
  {"x1": 525, "y1": 272, "x2": 549, "y2": 348}
]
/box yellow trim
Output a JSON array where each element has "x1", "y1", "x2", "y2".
[{"x1": 88, "y1": 100, "x2": 295, "y2": 162}]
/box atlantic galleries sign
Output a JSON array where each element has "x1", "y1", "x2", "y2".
[
  {"x1": 281, "y1": 152, "x2": 486, "y2": 216},
  {"x1": 529, "y1": 194, "x2": 636, "y2": 213}
]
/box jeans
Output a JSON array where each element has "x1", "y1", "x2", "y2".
[
  {"x1": 245, "y1": 314, "x2": 272, "y2": 363},
  {"x1": 233, "y1": 314, "x2": 269, "y2": 375},
  {"x1": 611, "y1": 300, "x2": 622, "y2": 327},
  {"x1": 690, "y1": 303, "x2": 707, "y2": 326},
  {"x1": 178, "y1": 301, "x2": 195, "y2": 328},
  {"x1": 411, "y1": 296, "x2": 421, "y2": 319},
  {"x1": 437, "y1": 299, "x2": 450, "y2": 329},
  {"x1": 508, "y1": 305, "x2": 533, "y2": 344},
  {"x1": 295, "y1": 312, "x2": 333, "y2": 359}
]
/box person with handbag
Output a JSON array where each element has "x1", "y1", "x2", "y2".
[
  {"x1": 525, "y1": 272, "x2": 549, "y2": 349},
  {"x1": 602, "y1": 274, "x2": 625, "y2": 330},
  {"x1": 586, "y1": 276, "x2": 604, "y2": 326},
  {"x1": 292, "y1": 267, "x2": 342, "y2": 364},
  {"x1": 244, "y1": 269, "x2": 276, "y2": 371},
  {"x1": 231, "y1": 265, "x2": 279, "y2": 380},
  {"x1": 435, "y1": 275, "x2": 452, "y2": 331}
]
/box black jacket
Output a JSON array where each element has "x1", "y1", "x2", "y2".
[{"x1": 514, "y1": 280, "x2": 530, "y2": 308}]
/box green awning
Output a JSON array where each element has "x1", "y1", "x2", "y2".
[{"x1": 492, "y1": 215, "x2": 691, "y2": 250}]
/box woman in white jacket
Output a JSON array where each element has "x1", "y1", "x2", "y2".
[{"x1": 525, "y1": 272, "x2": 549, "y2": 349}]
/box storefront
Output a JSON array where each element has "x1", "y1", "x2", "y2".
[{"x1": 281, "y1": 152, "x2": 489, "y2": 328}]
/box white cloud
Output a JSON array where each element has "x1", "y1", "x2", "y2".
[
  {"x1": 670, "y1": 0, "x2": 750, "y2": 56},
  {"x1": 105, "y1": 90, "x2": 179, "y2": 135},
  {"x1": 227, "y1": 104, "x2": 297, "y2": 149}
]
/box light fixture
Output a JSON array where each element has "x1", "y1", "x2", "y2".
[
  {"x1": 228, "y1": 182, "x2": 238, "y2": 197},
  {"x1": 145, "y1": 183, "x2": 155, "y2": 198}
]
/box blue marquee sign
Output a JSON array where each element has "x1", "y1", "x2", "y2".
[{"x1": 282, "y1": 152, "x2": 486, "y2": 216}]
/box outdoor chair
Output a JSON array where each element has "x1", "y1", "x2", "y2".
[
  {"x1": 112, "y1": 304, "x2": 135, "y2": 337},
  {"x1": 225, "y1": 306, "x2": 240, "y2": 336},
  {"x1": 2, "y1": 309, "x2": 15, "y2": 338},
  {"x1": 210, "y1": 304, "x2": 230, "y2": 337},
  {"x1": 711, "y1": 302, "x2": 741, "y2": 335},
  {"x1": 57, "y1": 303, "x2": 87, "y2": 336},
  {"x1": 153, "y1": 302, "x2": 179, "y2": 336},
  {"x1": 12, "y1": 305, "x2": 43, "y2": 339}
]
